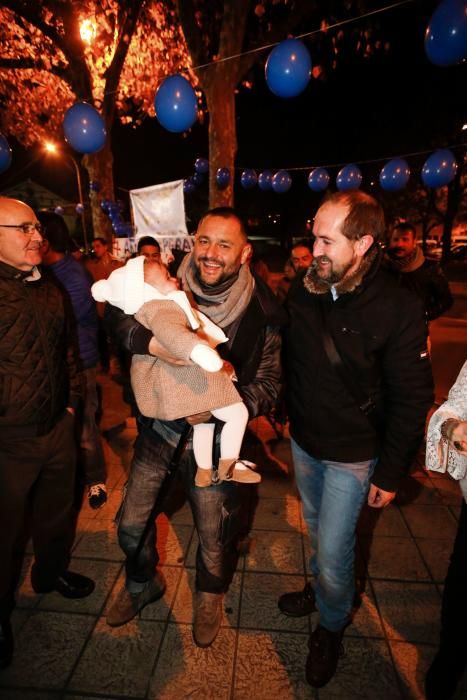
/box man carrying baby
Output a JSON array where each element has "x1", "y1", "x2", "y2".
[{"x1": 105, "y1": 207, "x2": 286, "y2": 647}]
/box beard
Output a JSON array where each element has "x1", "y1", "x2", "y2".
[
  {"x1": 308, "y1": 254, "x2": 357, "y2": 286},
  {"x1": 387, "y1": 246, "x2": 407, "y2": 258}
]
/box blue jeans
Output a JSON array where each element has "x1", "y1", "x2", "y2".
[
  {"x1": 118, "y1": 425, "x2": 246, "y2": 594},
  {"x1": 291, "y1": 438, "x2": 376, "y2": 632}
]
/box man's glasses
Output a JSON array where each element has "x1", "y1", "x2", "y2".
[{"x1": 0, "y1": 222, "x2": 44, "y2": 235}]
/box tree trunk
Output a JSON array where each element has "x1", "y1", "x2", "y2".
[
  {"x1": 204, "y1": 68, "x2": 237, "y2": 208},
  {"x1": 83, "y1": 141, "x2": 115, "y2": 246}
]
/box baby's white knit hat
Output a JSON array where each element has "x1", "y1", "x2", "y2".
[{"x1": 91, "y1": 256, "x2": 145, "y2": 314}]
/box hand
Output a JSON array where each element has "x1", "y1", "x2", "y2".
[
  {"x1": 186, "y1": 411, "x2": 213, "y2": 426},
  {"x1": 367, "y1": 483, "x2": 396, "y2": 509},
  {"x1": 66, "y1": 407, "x2": 75, "y2": 416},
  {"x1": 451, "y1": 421, "x2": 467, "y2": 454},
  {"x1": 223, "y1": 360, "x2": 237, "y2": 381},
  {"x1": 148, "y1": 336, "x2": 190, "y2": 365}
]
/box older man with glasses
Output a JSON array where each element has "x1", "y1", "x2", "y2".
[{"x1": 0, "y1": 197, "x2": 95, "y2": 670}]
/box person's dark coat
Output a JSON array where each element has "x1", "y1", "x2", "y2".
[
  {"x1": 0, "y1": 261, "x2": 81, "y2": 437},
  {"x1": 286, "y1": 248, "x2": 434, "y2": 493}
]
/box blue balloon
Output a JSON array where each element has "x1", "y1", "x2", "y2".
[
  {"x1": 192, "y1": 171, "x2": 205, "y2": 186},
  {"x1": 63, "y1": 102, "x2": 107, "y2": 154},
  {"x1": 216, "y1": 167, "x2": 230, "y2": 189},
  {"x1": 184, "y1": 177, "x2": 196, "y2": 194},
  {"x1": 258, "y1": 170, "x2": 273, "y2": 191},
  {"x1": 154, "y1": 74, "x2": 198, "y2": 133},
  {"x1": 54, "y1": 206, "x2": 64, "y2": 216},
  {"x1": 90, "y1": 180, "x2": 102, "y2": 193},
  {"x1": 100, "y1": 199, "x2": 111, "y2": 214},
  {"x1": 0, "y1": 134, "x2": 12, "y2": 174},
  {"x1": 421, "y1": 149, "x2": 457, "y2": 188},
  {"x1": 265, "y1": 38, "x2": 312, "y2": 98},
  {"x1": 336, "y1": 164, "x2": 362, "y2": 191},
  {"x1": 308, "y1": 167, "x2": 330, "y2": 192},
  {"x1": 425, "y1": 0, "x2": 467, "y2": 66},
  {"x1": 379, "y1": 158, "x2": 410, "y2": 192},
  {"x1": 75, "y1": 203, "x2": 84, "y2": 215},
  {"x1": 113, "y1": 221, "x2": 130, "y2": 236},
  {"x1": 194, "y1": 157, "x2": 209, "y2": 174},
  {"x1": 272, "y1": 170, "x2": 292, "y2": 193},
  {"x1": 240, "y1": 169, "x2": 258, "y2": 190}
]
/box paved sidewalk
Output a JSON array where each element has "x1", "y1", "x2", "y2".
[{"x1": 1, "y1": 370, "x2": 466, "y2": 700}]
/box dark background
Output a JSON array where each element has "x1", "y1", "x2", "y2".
[{"x1": 1, "y1": 0, "x2": 465, "y2": 239}]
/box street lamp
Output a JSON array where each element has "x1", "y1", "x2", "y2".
[{"x1": 43, "y1": 141, "x2": 89, "y2": 252}]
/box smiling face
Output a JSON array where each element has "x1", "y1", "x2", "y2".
[
  {"x1": 0, "y1": 198, "x2": 43, "y2": 271},
  {"x1": 311, "y1": 201, "x2": 373, "y2": 284},
  {"x1": 193, "y1": 214, "x2": 251, "y2": 286}
]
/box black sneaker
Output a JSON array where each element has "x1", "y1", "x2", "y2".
[
  {"x1": 88, "y1": 483, "x2": 107, "y2": 509},
  {"x1": 306, "y1": 625, "x2": 344, "y2": 688},
  {"x1": 278, "y1": 582, "x2": 316, "y2": 617}
]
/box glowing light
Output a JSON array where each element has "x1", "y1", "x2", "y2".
[
  {"x1": 44, "y1": 141, "x2": 57, "y2": 154},
  {"x1": 80, "y1": 18, "x2": 96, "y2": 45}
]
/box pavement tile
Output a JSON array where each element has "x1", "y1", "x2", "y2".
[
  {"x1": 240, "y1": 573, "x2": 312, "y2": 633},
  {"x1": 360, "y1": 536, "x2": 430, "y2": 581},
  {"x1": 155, "y1": 518, "x2": 194, "y2": 566},
  {"x1": 317, "y1": 638, "x2": 401, "y2": 699},
  {"x1": 357, "y1": 505, "x2": 410, "y2": 537},
  {"x1": 149, "y1": 624, "x2": 236, "y2": 699},
  {"x1": 245, "y1": 529, "x2": 306, "y2": 574},
  {"x1": 415, "y1": 537, "x2": 453, "y2": 583},
  {"x1": 372, "y1": 581, "x2": 441, "y2": 644},
  {"x1": 346, "y1": 584, "x2": 385, "y2": 639},
  {"x1": 431, "y1": 477, "x2": 464, "y2": 506},
  {"x1": 36, "y1": 558, "x2": 121, "y2": 615},
  {"x1": 390, "y1": 640, "x2": 436, "y2": 700},
  {"x1": 233, "y1": 629, "x2": 313, "y2": 699},
  {"x1": 395, "y1": 477, "x2": 443, "y2": 506},
  {"x1": 0, "y1": 692, "x2": 62, "y2": 700},
  {"x1": 251, "y1": 495, "x2": 302, "y2": 532},
  {"x1": 400, "y1": 504, "x2": 458, "y2": 540},
  {"x1": 169, "y1": 568, "x2": 241, "y2": 627},
  {"x1": 71, "y1": 517, "x2": 124, "y2": 561},
  {"x1": 68, "y1": 616, "x2": 164, "y2": 697},
  {"x1": 0, "y1": 611, "x2": 95, "y2": 689}
]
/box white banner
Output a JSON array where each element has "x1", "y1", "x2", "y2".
[{"x1": 129, "y1": 180, "x2": 188, "y2": 237}]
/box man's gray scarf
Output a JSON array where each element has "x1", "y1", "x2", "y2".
[{"x1": 178, "y1": 252, "x2": 255, "y2": 328}]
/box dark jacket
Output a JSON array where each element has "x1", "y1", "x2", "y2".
[
  {"x1": 383, "y1": 250, "x2": 453, "y2": 321},
  {"x1": 0, "y1": 261, "x2": 81, "y2": 437},
  {"x1": 46, "y1": 254, "x2": 99, "y2": 370},
  {"x1": 286, "y1": 251, "x2": 434, "y2": 492},
  {"x1": 106, "y1": 273, "x2": 286, "y2": 424}
]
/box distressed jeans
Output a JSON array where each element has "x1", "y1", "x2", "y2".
[
  {"x1": 118, "y1": 425, "x2": 245, "y2": 594},
  {"x1": 291, "y1": 438, "x2": 376, "y2": 631}
]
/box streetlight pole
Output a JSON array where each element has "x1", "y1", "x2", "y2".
[
  {"x1": 68, "y1": 154, "x2": 89, "y2": 253},
  {"x1": 43, "y1": 141, "x2": 89, "y2": 252}
]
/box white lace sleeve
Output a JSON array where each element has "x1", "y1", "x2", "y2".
[{"x1": 425, "y1": 360, "x2": 467, "y2": 480}]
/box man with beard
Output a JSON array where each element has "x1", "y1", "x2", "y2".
[
  {"x1": 105, "y1": 207, "x2": 285, "y2": 647},
  {"x1": 278, "y1": 191, "x2": 434, "y2": 688},
  {"x1": 384, "y1": 222, "x2": 452, "y2": 321}
]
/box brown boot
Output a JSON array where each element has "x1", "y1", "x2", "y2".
[
  {"x1": 218, "y1": 459, "x2": 261, "y2": 484},
  {"x1": 193, "y1": 591, "x2": 223, "y2": 647},
  {"x1": 195, "y1": 467, "x2": 213, "y2": 487}
]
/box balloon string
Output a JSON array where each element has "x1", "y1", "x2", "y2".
[
  {"x1": 235, "y1": 142, "x2": 466, "y2": 172},
  {"x1": 191, "y1": 0, "x2": 415, "y2": 71}
]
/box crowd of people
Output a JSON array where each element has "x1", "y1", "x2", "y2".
[{"x1": 0, "y1": 192, "x2": 464, "y2": 697}]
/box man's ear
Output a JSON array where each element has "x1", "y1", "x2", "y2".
[
  {"x1": 241, "y1": 242, "x2": 252, "y2": 265},
  {"x1": 356, "y1": 234, "x2": 374, "y2": 257}
]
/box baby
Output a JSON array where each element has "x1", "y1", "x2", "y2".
[{"x1": 92, "y1": 255, "x2": 260, "y2": 487}]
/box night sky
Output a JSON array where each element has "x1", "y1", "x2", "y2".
[{"x1": 1, "y1": 0, "x2": 465, "y2": 237}]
